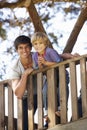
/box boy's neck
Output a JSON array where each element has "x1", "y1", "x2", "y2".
[
  {"x1": 38, "y1": 50, "x2": 45, "y2": 55},
  {"x1": 20, "y1": 54, "x2": 32, "y2": 65}
]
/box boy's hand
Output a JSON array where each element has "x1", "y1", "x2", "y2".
[
  {"x1": 24, "y1": 67, "x2": 33, "y2": 76},
  {"x1": 60, "y1": 53, "x2": 80, "y2": 59},
  {"x1": 38, "y1": 56, "x2": 46, "y2": 66},
  {"x1": 38, "y1": 56, "x2": 44, "y2": 68},
  {"x1": 73, "y1": 53, "x2": 80, "y2": 57}
]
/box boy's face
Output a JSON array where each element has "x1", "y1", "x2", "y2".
[
  {"x1": 17, "y1": 43, "x2": 31, "y2": 59},
  {"x1": 33, "y1": 41, "x2": 46, "y2": 54}
]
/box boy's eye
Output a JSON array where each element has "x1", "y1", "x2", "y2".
[
  {"x1": 34, "y1": 42, "x2": 43, "y2": 45},
  {"x1": 40, "y1": 42, "x2": 43, "y2": 44},
  {"x1": 34, "y1": 43, "x2": 37, "y2": 45},
  {"x1": 18, "y1": 47, "x2": 22, "y2": 49}
]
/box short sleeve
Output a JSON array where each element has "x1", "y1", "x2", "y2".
[
  {"x1": 45, "y1": 47, "x2": 62, "y2": 63},
  {"x1": 6, "y1": 59, "x2": 23, "y2": 80},
  {"x1": 7, "y1": 67, "x2": 20, "y2": 80}
]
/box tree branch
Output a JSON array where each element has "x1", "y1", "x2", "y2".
[
  {"x1": 63, "y1": 6, "x2": 87, "y2": 53},
  {"x1": 0, "y1": 0, "x2": 80, "y2": 9},
  {"x1": 0, "y1": 0, "x2": 29, "y2": 9}
]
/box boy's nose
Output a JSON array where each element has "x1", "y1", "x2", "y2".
[
  {"x1": 23, "y1": 48, "x2": 26, "y2": 52},
  {"x1": 37, "y1": 44, "x2": 40, "y2": 47}
]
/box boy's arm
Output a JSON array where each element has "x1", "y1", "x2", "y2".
[
  {"x1": 60, "y1": 53, "x2": 80, "y2": 60},
  {"x1": 12, "y1": 68, "x2": 33, "y2": 99}
]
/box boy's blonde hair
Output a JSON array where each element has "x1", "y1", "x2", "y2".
[{"x1": 31, "y1": 32, "x2": 50, "y2": 47}]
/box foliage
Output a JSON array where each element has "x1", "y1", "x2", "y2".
[{"x1": 0, "y1": 27, "x2": 6, "y2": 40}]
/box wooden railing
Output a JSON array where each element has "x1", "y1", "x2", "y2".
[{"x1": 0, "y1": 54, "x2": 87, "y2": 130}]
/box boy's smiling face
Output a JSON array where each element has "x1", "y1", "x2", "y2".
[
  {"x1": 33, "y1": 40, "x2": 46, "y2": 54},
  {"x1": 17, "y1": 43, "x2": 31, "y2": 59}
]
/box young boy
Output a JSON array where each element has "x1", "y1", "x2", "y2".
[{"x1": 31, "y1": 32, "x2": 70, "y2": 121}]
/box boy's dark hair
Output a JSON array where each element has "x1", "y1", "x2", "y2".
[{"x1": 14, "y1": 35, "x2": 32, "y2": 50}]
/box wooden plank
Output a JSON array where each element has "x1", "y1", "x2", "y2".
[
  {"x1": 47, "y1": 68, "x2": 56, "y2": 128},
  {"x1": 5, "y1": 116, "x2": 17, "y2": 130},
  {"x1": 0, "y1": 84, "x2": 5, "y2": 130},
  {"x1": 27, "y1": 75, "x2": 34, "y2": 130},
  {"x1": 17, "y1": 99, "x2": 23, "y2": 130},
  {"x1": 80, "y1": 58, "x2": 87, "y2": 117},
  {"x1": 69, "y1": 62, "x2": 78, "y2": 121},
  {"x1": 8, "y1": 83, "x2": 14, "y2": 130},
  {"x1": 37, "y1": 73, "x2": 43, "y2": 129},
  {"x1": 59, "y1": 65, "x2": 67, "y2": 124},
  {"x1": 48, "y1": 118, "x2": 87, "y2": 130}
]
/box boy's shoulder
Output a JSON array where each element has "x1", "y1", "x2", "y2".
[
  {"x1": 46, "y1": 47, "x2": 53, "y2": 51},
  {"x1": 7, "y1": 58, "x2": 21, "y2": 73},
  {"x1": 10, "y1": 58, "x2": 20, "y2": 68},
  {"x1": 45, "y1": 47, "x2": 51, "y2": 53},
  {"x1": 6, "y1": 58, "x2": 21, "y2": 80},
  {"x1": 46, "y1": 47, "x2": 57, "y2": 54}
]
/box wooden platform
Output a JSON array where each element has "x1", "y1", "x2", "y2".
[{"x1": 48, "y1": 117, "x2": 87, "y2": 130}]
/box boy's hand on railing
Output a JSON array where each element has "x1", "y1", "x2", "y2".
[
  {"x1": 73, "y1": 53, "x2": 80, "y2": 57},
  {"x1": 60, "y1": 53, "x2": 80, "y2": 60},
  {"x1": 24, "y1": 67, "x2": 33, "y2": 76}
]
